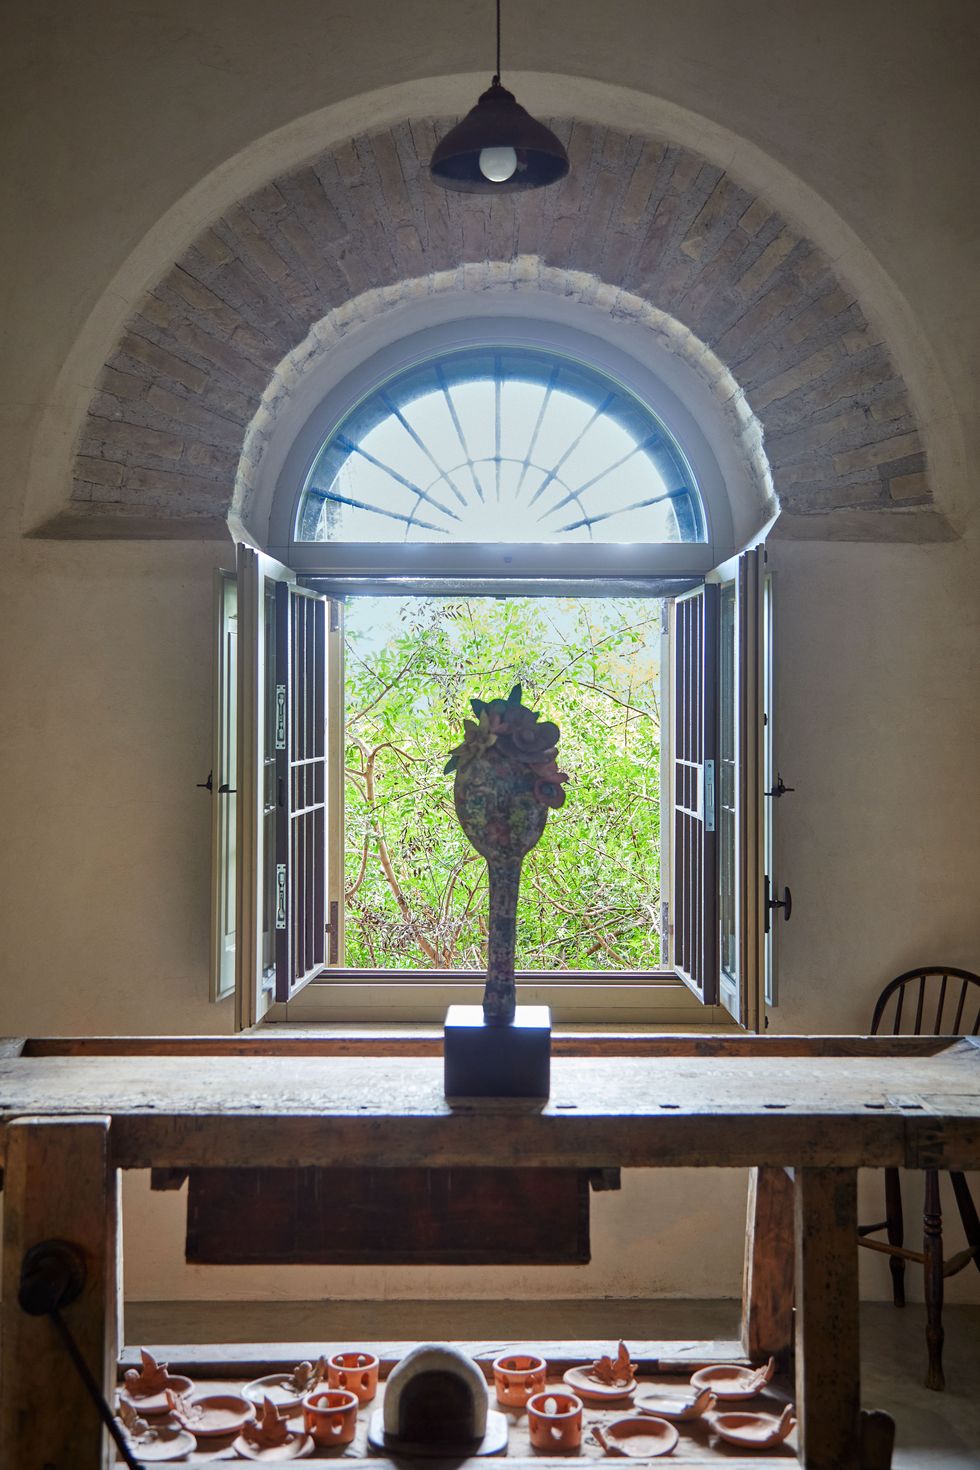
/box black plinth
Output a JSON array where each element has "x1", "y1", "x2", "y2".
[{"x1": 444, "y1": 1004, "x2": 551, "y2": 1100}]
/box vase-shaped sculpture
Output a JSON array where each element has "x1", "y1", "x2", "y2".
[{"x1": 446, "y1": 684, "x2": 568, "y2": 1024}]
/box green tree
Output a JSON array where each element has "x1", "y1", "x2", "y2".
[{"x1": 344, "y1": 597, "x2": 661, "y2": 970}]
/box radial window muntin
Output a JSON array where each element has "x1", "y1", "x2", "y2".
[{"x1": 296, "y1": 346, "x2": 706, "y2": 548}]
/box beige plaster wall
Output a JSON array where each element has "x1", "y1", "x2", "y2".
[{"x1": 1, "y1": 1, "x2": 978, "y2": 1304}]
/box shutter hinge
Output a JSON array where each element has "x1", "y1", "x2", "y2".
[
  {"x1": 326, "y1": 899, "x2": 339, "y2": 965},
  {"x1": 275, "y1": 864, "x2": 287, "y2": 929},
  {"x1": 275, "y1": 685, "x2": 287, "y2": 749},
  {"x1": 703, "y1": 759, "x2": 715, "y2": 832}
]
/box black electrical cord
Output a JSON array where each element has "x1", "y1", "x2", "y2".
[
  {"x1": 49, "y1": 1307, "x2": 142, "y2": 1470},
  {"x1": 18, "y1": 1240, "x2": 142, "y2": 1469}
]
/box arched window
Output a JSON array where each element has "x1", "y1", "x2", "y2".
[
  {"x1": 268, "y1": 319, "x2": 737, "y2": 577},
  {"x1": 296, "y1": 346, "x2": 705, "y2": 548}
]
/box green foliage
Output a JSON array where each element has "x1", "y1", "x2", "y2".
[{"x1": 344, "y1": 597, "x2": 661, "y2": 970}]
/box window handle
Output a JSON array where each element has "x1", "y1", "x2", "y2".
[
  {"x1": 764, "y1": 874, "x2": 793, "y2": 933},
  {"x1": 765, "y1": 772, "x2": 795, "y2": 798},
  {"x1": 217, "y1": 782, "x2": 236, "y2": 794},
  {"x1": 196, "y1": 771, "x2": 213, "y2": 792}
]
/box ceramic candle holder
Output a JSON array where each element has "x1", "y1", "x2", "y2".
[
  {"x1": 527, "y1": 1391, "x2": 582, "y2": 1452},
  {"x1": 303, "y1": 1387, "x2": 359, "y2": 1447},
  {"x1": 327, "y1": 1351, "x2": 380, "y2": 1404},
  {"x1": 492, "y1": 1353, "x2": 548, "y2": 1409}
]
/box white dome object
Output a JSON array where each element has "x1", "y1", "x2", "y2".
[{"x1": 383, "y1": 1343, "x2": 488, "y2": 1440}]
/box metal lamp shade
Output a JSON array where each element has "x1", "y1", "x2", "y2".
[{"x1": 430, "y1": 81, "x2": 569, "y2": 194}]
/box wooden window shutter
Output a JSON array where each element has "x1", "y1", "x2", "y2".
[
  {"x1": 209, "y1": 570, "x2": 238, "y2": 1003},
  {"x1": 273, "y1": 582, "x2": 336, "y2": 1001},
  {"x1": 670, "y1": 583, "x2": 719, "y2": 1003},
  {"x1": 717, "y1": 544, "x2": 766, "y2": 1030}
]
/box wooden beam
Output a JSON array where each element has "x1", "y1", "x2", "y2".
[
  {"x1": 742, "y1": 1165, "x2": 795, "y2": 1361},
  {"x1": 19, "y1": 1032, "x2": 955, "y2": 1058},
  {"x1": 0, "y1": 1116, "x2": 119, "y2": 1469},
  {"x1": 794, "y1": 1168, "x2": 860, "y2": 1470}
]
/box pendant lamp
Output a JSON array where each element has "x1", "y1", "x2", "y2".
[{"x1": 430, "y1": 0, "x2": 569, "y2": 194}]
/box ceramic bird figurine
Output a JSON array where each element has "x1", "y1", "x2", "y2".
[{"x1": 446, "y1": 684, "x2": 568, "y2": 1023}]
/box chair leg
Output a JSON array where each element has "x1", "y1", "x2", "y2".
[
  {"x1": 949, "y1": 1171, "x2": 980, "y2": 1274},
  {"x1": 923, "y1": 1170, "x2": 945, "y2": 1390},
  {"x1": 884, "y1": 1166, "x2": 905, "y2": 1307}
]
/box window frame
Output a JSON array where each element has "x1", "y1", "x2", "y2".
[
  {"x1": 221, "y1": 325, "x2": 773, "y2": 1032},
  {"x1": 266, "y1": 318, "x2": 737, "y2": 579}
]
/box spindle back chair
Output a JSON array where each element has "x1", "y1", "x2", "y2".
[{"x1": 859, "y1": 966, "x2": 980, "y2": 1390}]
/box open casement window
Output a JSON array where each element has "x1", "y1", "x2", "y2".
[
  {"x1": 668, "y1": 545, "x2": 771, "y2": 1029},
  {"x1": 233, "y1": 544, "x2": 343, "y2": 1028},
  {"x1": 669, "y1": 584, "x2": 719, "y2": 1004}
]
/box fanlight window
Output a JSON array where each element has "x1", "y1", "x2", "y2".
[{"x1": 296, "y1": 347, "x2": 705, "y2": 545}]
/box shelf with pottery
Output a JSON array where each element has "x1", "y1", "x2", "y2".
[{"x1": 112, "y1": 1340, "x2": 800, "y2": 1465}]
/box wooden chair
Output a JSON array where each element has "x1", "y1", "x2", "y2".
[{"x1": 858, "y1": 966, "x2": 980, "y2": 1389}]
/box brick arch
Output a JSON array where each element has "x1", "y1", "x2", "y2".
[{"x1": 70, "y1": 118, "x2": 930, "y2": 538}]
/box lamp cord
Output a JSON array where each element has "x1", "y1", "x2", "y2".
[
  {"x1": 495, "y1": 0, "x2": 501, "y2": 82},
  {"x1": 49, "y1": 1306, "x2": 143, "y2": 1470}
]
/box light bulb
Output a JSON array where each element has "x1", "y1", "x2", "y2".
[{"x1": 478, "y1": 145, "x2": 518, "y2": 182}]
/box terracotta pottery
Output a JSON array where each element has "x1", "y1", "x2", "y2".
[
  {"x1": 243, "y1": 1374, "x2": 307, "y2": 1413},
  {"x1": 303, "y1": 1387, "x2": 360, "y2": 1447},
  {"x1": 712, "y1": 1405, "x2": 797, "y2": 1450},
  {"x1": 526, "y1": 1391, "x2": 583, "y2": 1452},
  {"x1": 563, "y1": 1342, "x2": 636, "y2": 1404},
  {"x1": 116, "y1": 1403, "x2": 196, "y2": 1462},
  {"x1": 121, "y1": 1349, "x2": 193, "y2": 1416},
  {"x1": 600, "y1": 1415, "x2": 679, "y2": 1458},
  {"x1": 633, "y1": 1384, "x2": 716, "y2": 1421},
  {"x1": 327, "y1": 1350, "x2": 380, "y2": 1403},
  {"x1": 690, "y1": 1356, "x2": 776, "y2": 1402},
  {"x1": 234, "y1": 1395, "x2": 314, "y2": 1460},
  {"x1": 169, "y1": 1389, "x2": 254, "y2": 1437},
  {"x1": 562, "y1": 1366, "x2": 636, "y2": 1405},
  {"x1": 492, "y1": 1352, "x2": 547, "y2": 1408}
]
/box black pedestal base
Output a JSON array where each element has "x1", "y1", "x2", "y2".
[{"x1": 443, "y1": 1004, "x2": 551, "y2": 1100}]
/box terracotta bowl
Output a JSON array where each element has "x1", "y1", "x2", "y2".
[
  {"x1": 527, "y1": 1391, "x2": 582, "y2": 1452},
  {"x1": 690, "y1": 1357, "x2": 775, "y2": 1401},
  {"x1": 121, "y1": 1375, "x2": 193, "y2": 1417},
  {"x1": 178, "y1": 1392, "x2": 254, "y2": 1437},
  {"x1": 303, "y1": 1387, "x2": 360, "y2": 1447},
  {"x1": 327, "y1": 1350, "x2": 380, "y2": 1404},
  {"x1": 562, "y1": 1365, "x2": 636, "y2": 1404},
  {"x1": 602, "y1": 1415, "x2": 679, "y2": 1458},
  {"x1": 634, "y1": 1384, "x2": 716, "y2": 1421},
  {"x1": 492, "y1": 1352, "x2": 548, "y2": 1409},
  {"x1": 712, "y1": 1407, "x2": 797, "y2": 1449},
  {"x1": 243, "y1": 1373, "x2": 306, "y2": 1412}
]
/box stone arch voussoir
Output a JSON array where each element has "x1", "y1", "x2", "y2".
[{"x1": 69, "y1": 117, "x2": 931, "y2": 538}]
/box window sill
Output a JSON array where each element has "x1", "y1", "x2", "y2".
[{"x1": 265, "y1": 972, "x2": 734, "y2": 1029}]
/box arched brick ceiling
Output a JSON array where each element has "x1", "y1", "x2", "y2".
[{"x1": 69, "y1": 118, "x2": 930, "y2": 539}]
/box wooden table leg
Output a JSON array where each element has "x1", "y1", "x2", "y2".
[
  {"x1": 1, "y1": 1115, "x2": 119, "y2": 1468},
  {"x1": 794, "y1": 1166, "x2": 861, "y2": 1469},
  {"x1": 742, "y1": 1165, "x2": 795, "y2": 1362}
]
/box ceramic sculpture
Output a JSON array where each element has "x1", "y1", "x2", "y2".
[{"x1": 446, "y1": 684, "x2": 567, "y2": 1024}]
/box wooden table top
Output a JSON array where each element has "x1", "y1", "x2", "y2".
[{"x1": 0, "y1": 1036, "x2": 977, "y2": 1171}]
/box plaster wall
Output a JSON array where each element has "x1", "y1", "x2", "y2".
[{"x1": 1, "y1": 1, "x2": 978, "y2": 1305}]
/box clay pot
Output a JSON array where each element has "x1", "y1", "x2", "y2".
[
  {"x1": 302, "y1": 1388, "x2": 359, "y2": 1447},
  {"x1": 492, "y1": 1353, "x2": 547, "y2": 1409},
  {"x1": 527, "y1": 1391, "x2": 582, "y2": 1452},
  {"x1": 327, "y1": 1351, "x2": 380, "y2": 1404}
]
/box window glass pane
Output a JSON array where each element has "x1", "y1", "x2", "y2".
[
  {"x1": 343, "y1": 595, "x2": 662, "y2": 971},
  {"x1": 297, "y1": 347, "x2": 705, "y2": 546}
]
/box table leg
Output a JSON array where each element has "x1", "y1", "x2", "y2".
[
  {"x1": 794, "y1": 1166, "x2": 861, "y2": 1469},
  {"x1": 1, "y1": 1115, "x2": 119, "y2": 1468},
  {"x1": 742, "y1": 1164, "x2": 795, "y2": 1361}
]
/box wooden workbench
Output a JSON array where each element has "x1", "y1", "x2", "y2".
[{"x1": 1, "y1": 1033, "x2": 977, "y2": 1469}]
